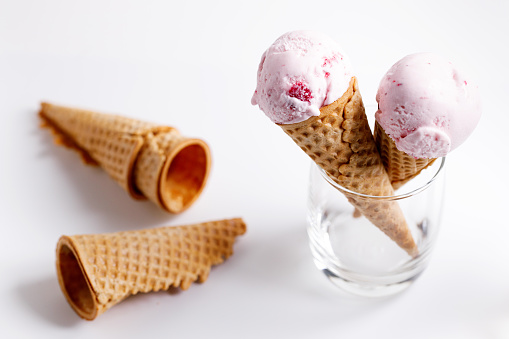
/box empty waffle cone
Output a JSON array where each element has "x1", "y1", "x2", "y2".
[
  {"x1": 374, "y1": 121, "x2": 436, "y2": 190},
  {"x1": 279, "y1": 77, "x2": 417, "y2": 256},
  {"x1": 56, "y1": 218, "x2": 247, "y2": 320},
  {"x1": 39, "y1": 103, "x2": 211, "y2": 213}
]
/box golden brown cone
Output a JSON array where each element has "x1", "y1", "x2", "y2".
[
  {"x1": 56, "y1": 218, "x2": 247, "y2": 320},
  {"x1": 374, "y1": 121, "x2": 436, "y2": 190},
  {"x1": 39, "y1": 103, "x2": 211, "y2": 213},
  {"x1": 279, "y1": 77, "x2": 417, "y2": 256}
]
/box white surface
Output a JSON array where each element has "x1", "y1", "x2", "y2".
[{"x1": 1, "y1": 0, "x2": 508, "y2": 338}]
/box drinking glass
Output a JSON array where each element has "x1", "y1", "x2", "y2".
[{"x1": 307, "y1": 158, "x2": 446, "y2": 297}]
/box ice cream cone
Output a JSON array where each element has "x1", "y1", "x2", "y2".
[
  {"x1": 39, "y1": 103, "x2": 211, "y2": 213},
  {"x1": 56, "y1": 218, "x2": 247, "y2": 320},
  {"x1": 374, "y1": 121, "x2": 436, "y2": 190},
  {"x1": 279, "y1": 77, "x2": 417, "y2": 256}
]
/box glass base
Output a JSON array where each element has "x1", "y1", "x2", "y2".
[
  {"x1": 321, "y1": 267, "x2": 417, "y2": 298},
  {"x1": 308, "y1": 214, "x2": 431, "y2": 298}
]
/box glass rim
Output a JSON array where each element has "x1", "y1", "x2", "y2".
[{"x1": 315, "y1": 157, "x2": 446, "y2": 201}]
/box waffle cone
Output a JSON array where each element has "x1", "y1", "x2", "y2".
[
  {"x1": 39, "y1": 103, "x2": 211, "y2": 213},
  {"x1": 279, "y1": 77, "x2": 417, "y2": 256},
  {"x1": 56, "y1": 218, "x2": 247, "y2": 320},
  {"x1": 374, "y1": 121, "x2": 436, "y2": 190}
]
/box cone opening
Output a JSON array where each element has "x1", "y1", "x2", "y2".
[
  {"x1": 160, "y1": 141, "x2": 211, "y2": 213},
  {"x1": 57, "y1": 240, "x2": 97, "y2": 320}
]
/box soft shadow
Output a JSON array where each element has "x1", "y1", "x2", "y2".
[
  {"x1": 34, "y1": 113, "x2": 176, "y2": 231},
  {"x1": 16, "y1": 275, "x2": 81, "y2": 327}
]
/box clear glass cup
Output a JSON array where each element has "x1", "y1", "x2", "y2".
[{"x1": 307, "y1": 157, "x2": 446, "y2": 297}]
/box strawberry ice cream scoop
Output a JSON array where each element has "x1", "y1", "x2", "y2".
[
  {"x1": 251, "y1": 30, "x2": 353, "y2": 124},
  {"x1": 375, "y1": 52, "x2": 481, "y2": 159}
]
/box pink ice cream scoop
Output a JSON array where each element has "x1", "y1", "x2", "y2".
[
  {"x1": 375, "y1": 52, "x2": 481, "y2": 159},
  {"x1": 251, "y1": 30, "x2": 353, "y2": 124}
]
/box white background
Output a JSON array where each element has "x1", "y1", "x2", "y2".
[{"x1": 1, "y1": 0, "x2": 508, "y2": 338}]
